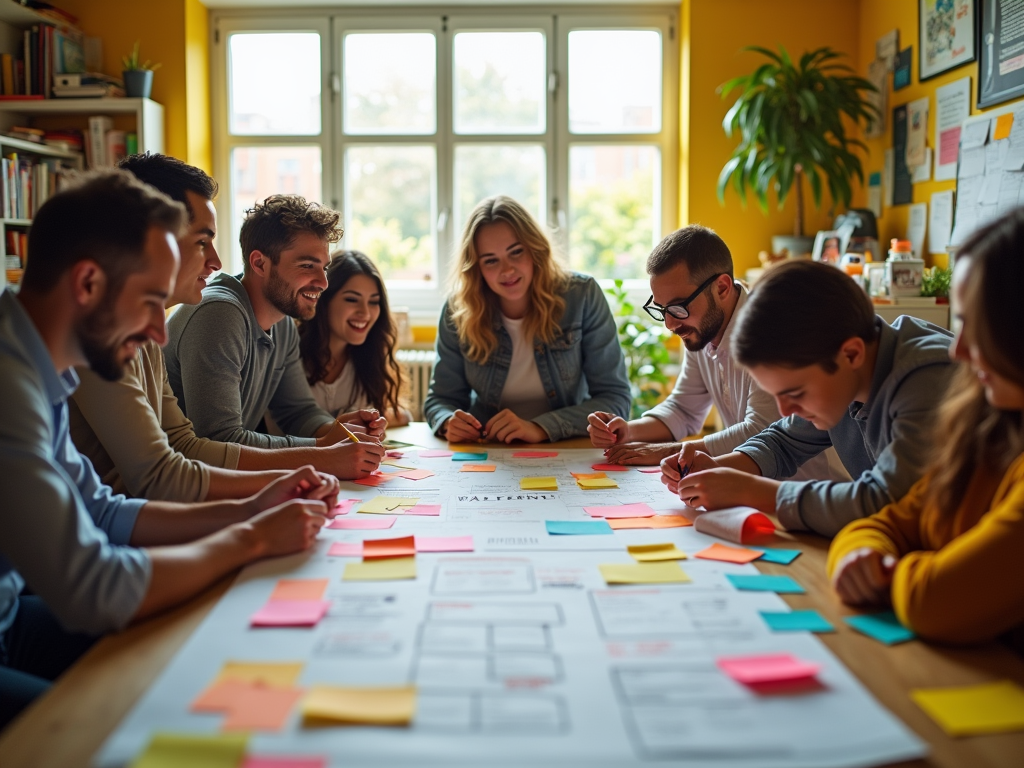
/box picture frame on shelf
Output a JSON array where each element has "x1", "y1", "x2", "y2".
[
  {"x1": 919, "y1": 0, "x2": 976, "y2": 82},
  {"x1": 978, "y1": 0, "x2": 1024, "y2": 107},
  {"x1": 812, "y1": 230, "x2": 846, "y2": 266}
]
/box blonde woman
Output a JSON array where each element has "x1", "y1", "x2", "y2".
[{"x1": 424, "y1": 196, "x2": 630, "y2": 443}]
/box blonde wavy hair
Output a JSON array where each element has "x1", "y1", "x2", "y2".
[{"x1": 448, "y1": 196, "x2": 570, "y2": 364}]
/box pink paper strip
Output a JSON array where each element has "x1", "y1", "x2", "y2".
[
  {"x1": 250, "y1": 600, "x2": 330, "y2": 628},
  {"x1": 513, "y1": 451, "x2": 559, "y2": 458},
  {"x1": 592, "y1": 463, "x2": 629, "y2": 471},
  {"x1": 327, "y1": 516, "x2": 397, "y2": 530},
  {"x1": 330, "y1": 499, "x2": 359, "y2": 517},
  {"x1": 416, "y1": 535, "x2": 474, "y2": 552},
  {"x1": 419, "y1": 449, "x2": 454, "y2": 458},
  {"x1": 353, "y1": 473, "x2": 392, "y2": 487},
  {"x1": 327, "y1": 542, "x2": 363, "y2": 557},
  {"x1": 404, "y1": 503, "x2": 441, "y2": 516},
  {"x1": 395, "y1": 469, "x2": 435, "y2": 481},
  {"x1": 243, "y1": 757, "x2": 326, "y2": 768},
  {"x1": 717, "y1": 653, "x2": 821, "y2": 685},
  {"x1": 584, "y1": 502, "x2": 657, "y2": 519}
]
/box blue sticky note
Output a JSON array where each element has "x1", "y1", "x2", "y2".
[
  {"x1": 546, "y1": 520, "x2": 613, "y2": 536},
  {"x1": 750, "y1": 547, "x2": 801, "y2": 565},
  {"x1": 844, "y1": 611, "x2": 916, "y2": 645},
  {"x1": 760, "y1": 610, "x2": 835, "y2": 633},
  {"x1": 452, "y1": 452, "x2": 488, "y2": 461},
  {"x1": 726, "y1": 573, "x2": 805, "y2": 594}
]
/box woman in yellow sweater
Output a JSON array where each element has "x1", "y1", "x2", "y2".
[{"x1": 827, "y1": 209, "x2": 1024, "y2": 648}]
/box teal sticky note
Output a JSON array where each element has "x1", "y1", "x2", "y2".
[
  {"x1": 726, "y1": 573, "x2": 805, "y2": 594},
  {"x1": 750, "y1": 548, "x2": 801, "y2": 565},
  {"x1": 760, "y1": 610, "x2": 835, "y2": 633},
  {"x1": 452, "y1": 452, "x2": 488, "y2": 461},
  {"x1": 844, "y1": 611, "x2": 916, "y2": 645},
  {"x1": 546, "y1": 520, "x2": 613, "y2": 535}
]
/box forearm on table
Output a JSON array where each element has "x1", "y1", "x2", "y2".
[
  {"x1": 129, "y1": 498, "x2": 254, "y2": 546},
  {"x1": 204, "y1": 467, "x2": 285, "y2": 500},
  {"x1": 626, "y1": 416, "x2": 675, "y2": 443},
  {"x1": 234, "y1": 444, "x2": 324, "y2": 472}
]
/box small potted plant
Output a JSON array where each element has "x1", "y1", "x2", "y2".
[{"x1": 122, "y1": 41, "x2": 161, "y2": 99}]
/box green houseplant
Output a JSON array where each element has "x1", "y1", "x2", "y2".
[
  {"x1": 717, "y1": 46, "x2": 879, "y2": 255},
  {"x1": 122, "y1": 41, "x2": 161, "y2": 99},
  {"x1": 605, "y1": 279, "x2": 673, "y2": 418}
]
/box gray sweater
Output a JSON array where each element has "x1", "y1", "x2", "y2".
[
  {"x1": 734, "y1": 316, "x2": 954, "y2": 537},
  {"x1": 164, "y1": 273, "x2": 334, "y2": 448}
]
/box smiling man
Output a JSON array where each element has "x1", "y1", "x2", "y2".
[
  {"x1": 163, "y1": 194, "x2": 380, "y2": 453},
  {"x1": 662, "y1": 261, "x2": 955, "y2": 537}
]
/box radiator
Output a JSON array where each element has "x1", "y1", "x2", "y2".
[{"x1": 396, "y1": 349, "x2": 437, "y2": 421}]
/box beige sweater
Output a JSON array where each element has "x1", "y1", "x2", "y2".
[{"x1": 69, "y1": 341, "x2": 241, "y2": 502}]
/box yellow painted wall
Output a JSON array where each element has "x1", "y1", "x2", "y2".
[
  {"x1": 58, "y1": 0, "x2": 210, "y2": 171},
  {"x1": 683, "y1": 0, "x2": 861, "y2": 276}
]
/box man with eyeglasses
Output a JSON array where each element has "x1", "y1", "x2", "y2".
[{"x1": 588, "y1": 225, "x2": 841, "y2": 484}]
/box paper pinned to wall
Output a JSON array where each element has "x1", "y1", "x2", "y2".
[
  {"x1": 934, "y1": 77, "x2": 971, "y2": 181},
  {"x1": 905, "y1": 97, "x2": 929, "y2": 169},
  {"x1": 883, "y1": 148, "x2": 895, "y2": 207},
  {"x1": 906, "y1": 203, "x2": 927, "y2": 260},
  {"x1": 928, "y1": 191, "x2": 954, "y2": 254}
]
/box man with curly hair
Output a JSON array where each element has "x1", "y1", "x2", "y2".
[{"x1": 164, "y1": 195, "x2": 384, "y2": 471}]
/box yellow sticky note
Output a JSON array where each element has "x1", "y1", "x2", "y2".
[
  {"x1": 215, "y1": 661, "x2": 303, "y2": 689},
  {"x1": 521, "y1": 476, "x2": 558, "y2": 490},
  {"x1": 627, "y1": 543, "x2": 688, "y2": 562},
  {"x1": 911, "y1": 681, "x2": 1024, "y2": 736},
  {"x1": 994, "y1": 113, "x2": 1015, "y2": 141},
  {"x1": 599, "y1": 562, "x2": 691, "y2": 585},
  {"x1": 128, "y1": 733, "x2": 248, "y2": 768},
  {"x1": 343, "y1": 556, "x2": 417, "y2": 581},
  {"x1": 577, "y1": 477, "x2": 619, "y2": 489},
  {"x1": 358, "y1": 496, "x2": 419, "y2": 514},
  {"x1": 302, "y1": 685, "x2": 417, "y2": 726}
]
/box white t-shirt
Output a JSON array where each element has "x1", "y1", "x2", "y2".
[
  {"x1": 498, "y1": 314, "x2": 551, "y2": 421},
  {"x1": 309, "y1": 362, "x2": 372, "y2": 417}
]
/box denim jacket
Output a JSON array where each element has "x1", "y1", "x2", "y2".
[{"x1": 424, "y1": 273, "x2": 631, "y2": 442}]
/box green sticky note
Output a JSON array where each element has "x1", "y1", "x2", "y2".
[
  {"x1": 760, "y1": 610, "x2": 835, "y2": 633},
  {"x1": 844, "y1": 610, "x2": 916, "y2": 645},
  {"x1": 726, "y1": 573, "x2": 805, "y2": 593},
  {"x1": 129, "y1": 733, "x2": 248, "y2": 768},
  {"x1": 750, "y1": 547, "x2": 801, "y2": 565}
]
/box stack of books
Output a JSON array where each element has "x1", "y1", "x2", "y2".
[
  {"x1": 52, "y1": 72, "x2": 124, "y2": 99},
  {"x1": 2, "y1": 151, "x2": 76, "y2": 219},
  {"x1": 4, "y1": 229, "x2": 28, "y2": 286},
  {"x1": 0, "y1": 10, "x2": 86, "y2": 98},
  {"x1": 86, "y1": 116, "x2": 136, "y2": 169}
]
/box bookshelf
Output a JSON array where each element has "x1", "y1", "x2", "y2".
[{"x1": 0, "y1": 97, "x2": 164, "y2": 290}]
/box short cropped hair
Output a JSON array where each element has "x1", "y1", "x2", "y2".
[
  {"x1": 239, "y1": 195, "x2": 342, "y2": 273},
  {"x1": 733, "y1": 260, "x2": 877, "y2": 373},
  {"x1": 21, "y1": 169, "x2": 187, "y2": 295},
  {"x1": 118, "y1": 152, "x2": 218, "y2": 221},
  {"x1": 646, "y1": 224, "x2": 734, "y2": 281}
]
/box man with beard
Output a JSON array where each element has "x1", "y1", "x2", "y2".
[
  {"x1": 69, "y1": 157, "x2": 384, "y2": 498},
  {"x1": 164, "y1": 195, "x2": 385, "y2": 458},
  {"x1": 588, "y1": 225, "x2": 840, "y2": 484},
  {"x1": 0, "y1": 171, "x2": 337, "y2": 726}
]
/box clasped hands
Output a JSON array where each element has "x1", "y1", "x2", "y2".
[{"x1": 444, "y1": 409, "x2": 547, "y2": 444}]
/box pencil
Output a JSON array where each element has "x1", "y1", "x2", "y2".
[{"x1": 336, "y1": 418, "x2": 360, "y2": 443}]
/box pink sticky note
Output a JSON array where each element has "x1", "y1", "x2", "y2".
[
  {"x1": 404, "y1": 503, "x2": 441, "y2": 516},
  {"x1": 717, "y1": 653, "x2": 821, "y2": 685},
  {"x1": 328, "y1": 542, "x2": 363, "y2": 557},
  {"x1": 385, "y1": 450, "x2": 405, "y2": 458},
  {"x1": 353, "y1": 473, "x2": 392, "y2": 487},
  {"x1": 251, "y1": 600, "x2": 330, "y2": 628},
  {"x1": 395, "y1": 469, "x2": 435, "y2": 481},
  {"x1": 584, "y1": 502, "x2": 657, "y2": 519},
  {"x1": 636, "y1": 466, "x2": 663, "y2": 473},
  {"x1": 416, "y1": 535, "x2": 474, "y2": 553},
  {"x1": 513, "y1": 450, "x2": 559, "y2": 458},
  {"x1": 243, "y1": 758, "x2": 326, "y2": 768},
  {"x1": 327, "y1": 516, "x2": 397, "y2": 530},
  {"x1": 330, "y1": 499, "x2": 359, "y2": 517},
  {"x1": 419, "y1": 450, "x2": 454, "y2": 458},
  {"x1": 592, "y1": 463, "x2": 629, "y2": 471}
]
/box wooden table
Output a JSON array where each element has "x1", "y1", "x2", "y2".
[{"x1": 3, "y1": 423, "x2": 1023, "y2": 767}]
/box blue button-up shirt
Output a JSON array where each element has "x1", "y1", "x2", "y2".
[{"x1": 0, "y1": 290, "x2": 150, "y2": 636}]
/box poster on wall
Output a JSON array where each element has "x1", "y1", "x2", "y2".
[
  {"x1": 919, "y1": 0, "x2": 976, "y2": 81},
  {"x1": 979, "y1": 0, "x2": 1024, "y2": 107}
]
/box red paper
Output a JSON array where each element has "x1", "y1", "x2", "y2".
[
  {"x1": 717, "y1": 653, "x2": 821, "y2": 685},
  {"x1": 362, "y1": 535, "x2": 416, "y2": 559},
  {"x1": 513, "y1": 450, "x2": 559, "y2": 458},
  {"x1": 591, "y1": 463, "x2": 629, "y2": 471},
  {"x1": 353, "y1": 473, "x2": 391, "y2": 487},
  {"x1": 243, "y1": 757, "x2": 326, "y2": 768}
]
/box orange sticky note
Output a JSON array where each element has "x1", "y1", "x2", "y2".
[
  {"x1": 994, "y1": 113, "x2": 1015, "y2": 140},
  {"x1": 592, "y1": 463, "x2": 629, "y2": 471},
  {"x1": 191, "y1": 680, "x2": 303, "y2": 732},
  {"x1": 570, "y1": 472, "x2": 607, "y2": 480},
  {"x1": 215, "y1": 662, "x2": 304, "y2": 689},
  {"x1": 362, "y1": 535, "x2": 416, "y2": 559},
  {"x1": 695, "y1": 543, "x2": 764, "y2": 564},
  {"x1": 460, "y1": 464, "x2": 496, "y2": 472},
  {"x1": 353, "y1": 473, "x2": 392, "y2": 487},
  {"x1": 270, "y1": 579, "x2": 328, "y2": 602},
  {"x1": 608, "y1": 516, "x2": 693, "y2": 530}
]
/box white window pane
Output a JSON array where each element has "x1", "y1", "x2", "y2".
[
  {"x1": 453, "y1": 32, "x2": 546, "y2": 134},
  {"x1": 569, "y1": 145, "x2": 660, "y2": 279},
  {"x1": 344, "y1": 33, "x2": 436, "y2": 135},
  {"x1": 454, "y1": 145, "x2": 546, "y2": 236},
  {"x1": 345, "y1": 146, "x2": 436, "y2": 282},
  {"x1": 230, "y1": 146, "x2": 323, "y2": 270},
  {"x1": 569, "y1": 30, "x2": 661, "y2": 134},
  {"x1": 229, "y1": 33, "x2": 321, "y2": 135}
]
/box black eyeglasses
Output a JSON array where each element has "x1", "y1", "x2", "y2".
[{"x1": 643, "y1": 273, "x2": 724, "y2": 322}]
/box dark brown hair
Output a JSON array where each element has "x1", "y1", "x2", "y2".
[
  {"x1": 646, "y1": 224, "x2": 734, "y2": 280},
  {"x1": 926, "y1": 210, "x2": 1024, "y2": 513},
  {"x1": 21, "y1": 168, "x2": 186, "y2": 295},
  {"x1": 733, "y1": 260, "x2": 877, "y2": 373},
  {"x1": 299, "y1": 251, "x2": 403, "y2": 418},
  {"x1": 239, "y1": 194, "x2": 342, "y2": 272},
  {"x1": 119, "y1": 152, "x2": 218, "y2": 220}
]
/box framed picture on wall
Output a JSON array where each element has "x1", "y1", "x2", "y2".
[
  {"x1": 919, "y1": 0, "x2": 976, "y2": 81},
  {"x1": 978, "y1": 0, "x2": 1024, "y2": 107}
]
